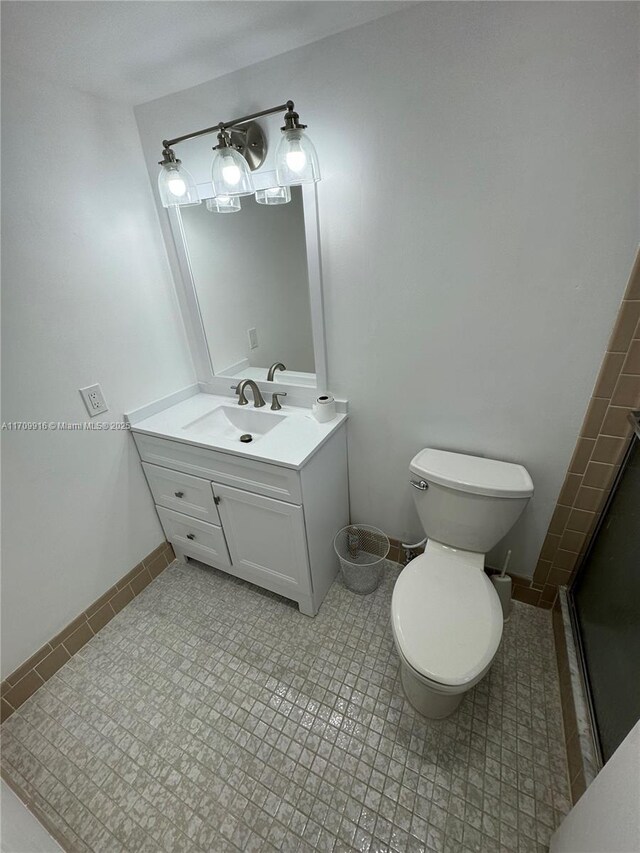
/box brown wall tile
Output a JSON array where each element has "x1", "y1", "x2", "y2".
[
  {"x1": 130, "y1": 568, "x2": 153, "y2": 595},
  {"x1": 4, "y1": 644, "x2": 52, "y2": 687},
  {"x1": 580, "y1": 397, "x2": 609, "y2": 438},
  {"x1": 87, "y1": 603, "x2": 116, "y2": 634},
  {"x1": 553, "y1": 549, "x2": 580, "y2": 573},
  {"x1": 85, "y1": 586, "x2": 117, "y2": 619},
  {"x1": 569, "y1": 438, "x2": 595, "y2": 475},
  {"x1": 146, "y1": 551, "x2": 170, "y2": 579},
  {"x1": 512, "y1": 585, "x2": 541, "y2": 606},
  {"x1": 608, "y1": 300, "x2": 640, "y2": 352},
  {"x1": 548, "y1": 505, "x2": 572, "y2": 535},
  {"x1": 601, "y1": 405, "x2": 634, "y2": 438},
  {"x1": 559, "y1": 529, "x2": 587, "y2": 554},
  {"x1": 593, "y1": 353, "x2": 625, "y2": 399},
  {"x1": 35, "y1": 646, "x2": 70, "y2": 681},
  {"x1": 582, "y1": 461, "x2": 616, "y2": 490},
  {"x1": 109, "y1": 586, "x2": 135, "y2": 614},
  {"x1": 611, "y1": 373, "x2": 640, "y2": 408},
  {"x1": 557, "y1": 473, "x2": 582, "y2": 507},
  {"x1": 3, "y1": 671, "x2": 44, "y2": 710},
  {"x1": 62, "y1": 622, "x2": 94, "y2": 656},
  {"x1": 1, "y1": 699, "x2": 14, "y2": 723},
  {"x1": 115, "y1": 561, "x2": 146, "y2": 591},
  {"x1": 591, "y1": 435, "x2": 628, "y2": 465},
  {"x1": 623, "y1": 340, "x2": 640, "y2": 375},
  {"x1": 567, "y1": 509, "x2": 596, "y2": 534},
  {"x1": 49, "y1": 614, "x2": 87, "y2": 650},
  {"x1": 532, "y1": 559, "x2": 552, "y2": 586},
  {"x1": 546, "y1": 566, "x2": 573, "y2": 586},
  {"x1": 573, "y1": 486, "x2": 605, "y2": 513},
  {"x1": 540, "y1": 534, "x2": 561, "y2": 562}
]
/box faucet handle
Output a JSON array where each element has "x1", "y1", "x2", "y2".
[{"x1": 271, "y1": 391, "x2": 287, "y2": 411}]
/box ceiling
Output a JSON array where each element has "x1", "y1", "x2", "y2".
[{"x1": 1, "y1": 1, "x2": 411, "y2": 105}]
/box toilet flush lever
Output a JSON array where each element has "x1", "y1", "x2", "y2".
[{"x1": 410, "y1": 479, "x2": 429, "y2": 491}]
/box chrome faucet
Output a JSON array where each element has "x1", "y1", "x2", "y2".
[
  {"x1": 233, "y1": 379, "x2": 266, "y2": 408},
  {"x1": 267, "y1": 362, "x2": 286, "y2": 381}
]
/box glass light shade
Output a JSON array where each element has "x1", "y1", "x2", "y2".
[
  {"x1": 206, "y1": 195, "x2": 241, "y2": 213},
  {"x1": 157, "y1": 161, "x2": 200, "y2": 207},
  {"x1": 275, "y1": 128, "x2": 320, "y2": 186},
  {"x1": 255, "y1": 186, "x2": 291, "y2": 205},
  {"x1": 210, "y1": 146, "x2": 254, "y2": 197}
]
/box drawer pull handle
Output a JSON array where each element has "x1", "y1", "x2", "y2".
[
  {"x1": 214, "y1": 495, "x2": 221, "y2": 505},
  {"x1": 186, "y1": 533, "x2": 196, "y2": 540},
  {"x1": 174, "y1": 491, "x2": 185, "y2": 498}
]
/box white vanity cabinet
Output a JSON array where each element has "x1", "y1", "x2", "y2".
[{"x1": 133, "y1": 423, "x2": 348, "y2": 616}]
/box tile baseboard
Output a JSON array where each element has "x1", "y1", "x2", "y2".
[{"x1": 0, "y1": 541, "x2": 175, "y2": 723}]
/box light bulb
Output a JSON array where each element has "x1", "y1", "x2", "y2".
[
  {"x1": 286, "y1": 147, "x2": 306, "y2": 174},
  {"x1": 167, "y1": 176, "x2": 187, "y2": 197},
  {"x1": 222, "y1": 163, "x2": 241, "y2": 186}
]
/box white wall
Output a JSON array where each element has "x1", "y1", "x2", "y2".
[
  {"x1": 181, "y1": 187, "x2": 315, "y2": 373},
  {"x1": 550, "y1": 720, "x2": 640, "y2": 852},
  {"x1": 0, "y1": 66, "x2": 196, "y2": 677},
  {"x1": 136, "y1": 2, "x2": 639, "y2": 577}
]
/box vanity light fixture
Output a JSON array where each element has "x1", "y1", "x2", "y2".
[
  {"x1": 275, "y1": 103, "x2": 321, "y2": 186},
  {"x1": 255, "y1": 186, "x2": 291, "y2": 205},
  {"x1": 157, "y1": 148, "x2": 200, "y2": 208},
  {"x1": 158, "y1": 100, "x2": 319, "y2": 209},
  {"x1": 210, "y1": 127, "x2": 255, "y2": 198},
  {"x1": 206, "y1": 195, "x2": 241, "y2": 213}
]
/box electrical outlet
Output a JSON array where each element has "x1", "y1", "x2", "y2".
[
  {"x1": 79, "y1": 384, "x2": 108, "y2": 417},
  {"x1": 248, "y1": 327, "x2": 258, "y2": 350}
]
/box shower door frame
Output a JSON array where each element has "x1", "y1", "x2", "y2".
[{"x1": 567, "y1": 411, "x2": 640, "y2": 767}]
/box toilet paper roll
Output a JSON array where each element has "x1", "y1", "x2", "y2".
[{"x1": 312, "y1": 394, "x2": 336, "y2": 423}]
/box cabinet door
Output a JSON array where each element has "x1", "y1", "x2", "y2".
[{"x1": 214, "y1": 482, "x2": 311, "y2": 601}]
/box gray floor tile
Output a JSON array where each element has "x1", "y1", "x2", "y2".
[{"x1": 2, "y1": 559, "x2": 570, "y2": 851}]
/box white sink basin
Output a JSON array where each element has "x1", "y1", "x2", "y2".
[{"x1": 181, "y1": 405, "x2": 285, "y2": 442}]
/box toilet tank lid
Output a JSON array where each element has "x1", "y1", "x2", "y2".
[{"x1": 410, "y1": 449, "x2": 534, "y2": 498}]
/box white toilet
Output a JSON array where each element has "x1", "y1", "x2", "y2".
[{"x1": 391, "y1": 448, "x2": 534, "y2": 719}]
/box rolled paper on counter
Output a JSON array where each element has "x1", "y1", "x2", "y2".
[{"x1": 312, "y1": 394, "x2": 336, "y2": 423}]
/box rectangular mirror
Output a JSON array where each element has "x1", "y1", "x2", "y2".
[{"x1": 177, "y1": 182, "x2": 319, "y2": 389}]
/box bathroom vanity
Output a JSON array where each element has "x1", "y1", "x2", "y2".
[
  {"x1": 128, "y1": 103, "x2": 349, "y2": 614},
  {"x1": 129, "y1": 392, "x2": 348, "y2": 615}
]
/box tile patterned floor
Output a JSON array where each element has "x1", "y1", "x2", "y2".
[{"x1": 1, "y1": 560, "x2": 571, "y2": 853}]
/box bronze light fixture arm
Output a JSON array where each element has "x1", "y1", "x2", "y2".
[{"x1": 162, "y1": 101, "x2": 294, "y2": 150}]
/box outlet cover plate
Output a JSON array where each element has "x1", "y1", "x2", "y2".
[
  {"x1": 79, "y1": 384, "x2": 108, "y2": 417},
  {"x1": 248, "y1": 327, "x2": 258, "y2": 350}
]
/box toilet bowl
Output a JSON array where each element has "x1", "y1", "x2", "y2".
[{"x1": 391, "y1": 448, "x2": 533, "y2": 718}]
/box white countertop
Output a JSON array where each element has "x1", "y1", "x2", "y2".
[{"x1": 130, "y1": 393, "x2": 347, "y2": 470}]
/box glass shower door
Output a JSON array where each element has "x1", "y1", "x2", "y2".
[{"x1": 570, "y1": 429, "x2": 640, "y2": 763}]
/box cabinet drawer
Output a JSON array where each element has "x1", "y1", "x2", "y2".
[
  {"x1": 157, "y1": 506, "x2": 231, "y2": 569},
  {"x1": 143, "y1": 462, "x2": 220, "y2": 524},
  {"x1": 134, "y1": 432, "x2": 301, "y2": 504}
]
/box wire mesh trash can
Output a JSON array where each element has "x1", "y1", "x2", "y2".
[{"x1": 334, "y1": 524, "x2": 390, "y2": 594}]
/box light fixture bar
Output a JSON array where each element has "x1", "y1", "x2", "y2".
[{"x1": 163, "y1": 102, "x2": 291, "y2": 150}]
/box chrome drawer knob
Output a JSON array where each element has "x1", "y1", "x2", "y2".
[
  {"x1": 175, "y1": 491, "x2": 184, "y2": 498},
  {"x1": 186, "y1": 533, "x2": 195, "y2": 540}
]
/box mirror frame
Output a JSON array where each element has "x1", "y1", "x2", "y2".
[{"x1": 166, "y1": 170, "x2": 328, "y2": 401}]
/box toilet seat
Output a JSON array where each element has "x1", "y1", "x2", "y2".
[{"x1": 391, "y1": 542, "x2": 503, "y2": 688}]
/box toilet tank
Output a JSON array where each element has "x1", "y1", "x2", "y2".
[{"x1": 409, "y1": 449, "x2": 534, "y2": 553}]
